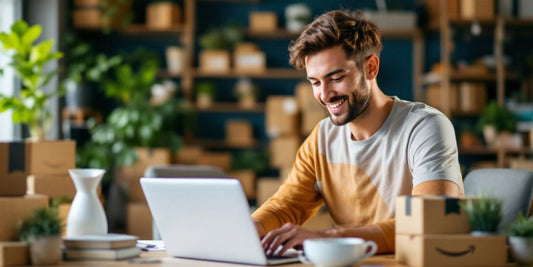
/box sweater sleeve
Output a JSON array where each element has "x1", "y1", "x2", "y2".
[
  {"x1": 252, "y1": 124, "x2": 324, "y2": 233},
  {"x1": 336, "y1": 219, "x2": 395, "y2": 254}
]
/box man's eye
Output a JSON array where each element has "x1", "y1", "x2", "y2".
[
  {"x1": 311, "y1": 81, "x2": 320, "y2": 86},
  {"x1": 331, "y1": 76, "x2": 344, "y2": 82}
]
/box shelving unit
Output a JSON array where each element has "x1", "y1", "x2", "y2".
[{"x1": 430, "y1": 0, "x2": 533, "y2": 168}]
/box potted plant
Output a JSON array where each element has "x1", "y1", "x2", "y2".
[
  {"x1": 198, "y1": 24, "x2": 242, "y2": 73},
  {"x1": 476, "y1": 101, "x2": 518, "y2": 146},
  {"x1": 285, "y1": 3, "x2": 312, "y2": 33},
  {"x1": 19, "y1": 207, "x2": 63, "y2": 265},
  {"x1": 195, "y1": 81, "x2": 216, "y2": 109},
  {"x1": 460, "y1": 196, "x2": 503, "y2": 235},
  {"x1": 233, "y1": 78, "x2": 258, "y2": 109},
  {"x1": 61, "y1": 33, "x2": 122, "y2": 111},
  {"x1": 506, "y1": 213, "x2": 533, "y2": 265},
  {"x1": 0, "y1": 20, "x2": 63, "y2": 141}
]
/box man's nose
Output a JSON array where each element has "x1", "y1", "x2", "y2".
[{"x1": 318, "y1": 82, "x2": 331, "y2": 102}]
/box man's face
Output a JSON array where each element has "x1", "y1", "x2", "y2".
[{"x1": 305, "y1": 45, "x2": 371, "y2": 126}]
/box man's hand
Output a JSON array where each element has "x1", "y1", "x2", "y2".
[{"x1": 260, "y1": 223, "x2": 337, "y2": 256}]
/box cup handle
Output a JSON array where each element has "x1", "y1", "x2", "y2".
[
  {"x1": 297, "y1": 251, "x2": 313, "y2": 265},
  {"x1": 359, "y1": 240, "x2": 378, "y2": 262}
]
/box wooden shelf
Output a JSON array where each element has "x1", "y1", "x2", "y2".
[
  {"x1": 122, "y1": 24, "x2": 185, "y2": 34},
  {"x1": 381, "y1": 29, "x2": 422, "y2": 39},
  {"x1": 246, "y1": 29, "x2": 300, "y2": 40},
  {"x1": 192, "y1": 68, "x2": 306, "y2": 79},
  {"x1": 194, "y1": 103, "x2": 265, "y2": 113},
  {"x1": 189, "y1": 138, "x2": 264, "y2": 149},
  {"x1": 158, "y1": 70, "x2": 184, "y2": 78},
  {"x1": 423, "y1": 71, "x2": 518, "y2": 84}
]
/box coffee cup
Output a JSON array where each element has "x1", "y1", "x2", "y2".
[{"x1": 298, "y1": 237, "x2": 377, "y2": 267}]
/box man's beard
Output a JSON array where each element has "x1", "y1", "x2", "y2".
[{"x1": 328, "y1": 76, "x2": 371, "y2": 126}]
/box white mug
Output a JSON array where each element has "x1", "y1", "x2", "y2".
[{"x1": 298, "y1": 237, "x2": 377, "y2": 267}]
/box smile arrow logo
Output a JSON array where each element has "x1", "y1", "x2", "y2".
[{"x1": 435, "y1": 246, "x2": 475, "y2": 257}]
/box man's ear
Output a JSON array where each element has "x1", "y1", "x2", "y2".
[{"x1": 365, "y1": 55, "x2": 380, "y2": 80}]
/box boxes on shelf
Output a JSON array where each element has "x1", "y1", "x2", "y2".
[
  {"x1": 146, "y1": 2, "x2": 181, "y2": 29},
  {"x1": 228, "y1": 170, "x2": 256, "y2": 199},
  {"x1": 426, "y1": 84, "x2": 458, "y2": 112},
  {"x1": 460, "y1": 0, "x2": 494, "y2": 20},
  {"x1": 0, "y1": 195, "x2": 48, "y2": 241},
  {"x1": 396, "y1": 234, "x2": 506, "y2": 267},
  {"x1": 233, "y1": 43, "x2": 266, "y2": 73},
  {"x1": 256, "y1": 178, "x2": 283, "y2": 206},
  {"x1": 425, "y1": 0, "x2": 460, "y2": 28},
  {"x1": 26, "y1": 174, "x2": 76, "y2": 199},
  {"x1": 174, "y1": 146, "x2": 204, "y2": 165},
  {"x1": 269, "y1": 136, "x2": 300, "y2": 169},
  {"x1": 0, "y1": 142, "x2": 27, "y2": 196},
  {"x1": 116, "y1": 147, "x2": 172, "y2": 180},
  {"x1": 166, "y1": 46, "x2": 186, "y2": 74},
  {"x1": 0, "y1": 242, "x2": 29, "y2": 267},
  {"x1": 126, "y1": 202, "x2": 152, "y2": 240},
  {"x1": 199, "y1": 50, "x2": 231, "y2": 73},
  {"x1": 249, "y1": 12, "x2": 277, "y2": 32},
  {"x1": 72, "y1": 8, "x2": 102, "y2": 29},
  {"x1": 279, "y1": 167, "x2": 292, "y2": 181},
  {"x1": 226, "y1": 120, "x2": 254, "y2": 146},
  {"x1": 266, "y1": 96, "x2": 299, "y2": 138},
  {"x1": 196, "y1": 152, "x2": 232, "y2": 171},
  {"x1": 25, "y1": 140, "x2": 76, "y2": 175},
  {"x1": 58, "y1": 203, "x2": 71, "y2": 236},
  {"x1": 458, "y1": 82, "x2": 487, "y2": 113},
  {"x1": 396, "y1": 195, "x2": 472, "y2": 235}
]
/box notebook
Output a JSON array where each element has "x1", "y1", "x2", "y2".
[{"x1": 140, "y1": 178, "x2": 300, "y2": 265}]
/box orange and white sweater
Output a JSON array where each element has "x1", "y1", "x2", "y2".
[{"x1": 252, "y1": 97, "x2": 464, "y2": 252}]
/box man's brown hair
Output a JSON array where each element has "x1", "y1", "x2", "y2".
[{"x1": 288, "y1": 10, "x2": 382, "y2": 70}]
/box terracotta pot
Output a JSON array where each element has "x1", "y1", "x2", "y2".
[{"x1": 29, "y1": 235, "x2": 62, "y2": 265}]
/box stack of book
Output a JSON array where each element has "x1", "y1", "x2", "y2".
[{"x1": 63, "y1": 234, "x2": 140, "y2": 261}]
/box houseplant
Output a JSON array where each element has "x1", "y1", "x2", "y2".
[
  {"x1": 0, "y1": 20, "x2": 63, "y2": 140},
  {"x1": 62, "y1": 33, "x2": 122, "y2": 110},
  {"x1": 195, "y1": 81, "x2": 216, "y2": 109},
  {"x1": 460, "y1": 195, "x2": 503, "y2": 235},
  {"x1": 506, "y1": 213, "x2": 533, "y2": 265},
  {"x1": 198, "y1": 24, "x2": 242, "y2": 73},
  {"x1": 476, "y1": 101, "x2": 518, "y2": 146},
  {"x1": 19, "y1": 207, "x2": 63, "y2": 265}
]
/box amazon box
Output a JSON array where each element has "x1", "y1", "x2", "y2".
[
  {"x1": 127, "y1": 202, "x2": 152, "y2": 240},
  {"x1": 0, "y1": 195, "x2": 48, "y2": 241},
  {"x1": 27, "y1": 174, "x2": 76, "y2": 199},
  {"x1": 266, "y1": 96, "x2": 299, "y2": 138},
  {"x1": 0, "y1": 242, "x2": 29, "y2": 266},
  {"x1": 396, "y1": 195, "x2": 472, "y2": 235},
  {"x1": 0, "y1": 142, "x2": 27, "y2": 196},
  {"x1": 25, "y1": 141, "x2": 75, "y2": 175},
  {"x1": 396, "y1": 234, "x2": 506, "y2": 267}
]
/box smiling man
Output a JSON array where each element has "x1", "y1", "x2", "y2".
[{"x1": 251, "y1": 10, "x2": 464, "y2": 255}]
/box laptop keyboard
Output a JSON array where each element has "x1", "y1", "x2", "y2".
[{"x1": 266, "y1": 254, "x2": 298, "y2": 260}]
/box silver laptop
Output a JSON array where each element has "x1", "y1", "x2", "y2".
[{"x1": 140, "y1": 178, "x2": 300, "y2": 265}]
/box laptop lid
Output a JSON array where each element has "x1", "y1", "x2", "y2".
[{"x1": 140, "y1": 178, "x2": 299, "y2": 265}]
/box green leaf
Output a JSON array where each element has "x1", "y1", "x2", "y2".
[
  {"x1": 29, "y1": 39, "x2": 53, "y2": 64},
  {"x1": 11, "y1": 20, "x2": 29, "y2": 38},
  {"x1": 21, "y1": 25, "x2": 41, "y2": 46}
]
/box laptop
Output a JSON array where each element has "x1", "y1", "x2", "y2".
[{"x1": 140, "y1": 177, "x2": 300, "y2": 265}]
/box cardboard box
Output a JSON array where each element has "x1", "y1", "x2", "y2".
[
  {"x1": 266, "y1": 96, "x2": 299, "y2": 138},
  {"x1": 199, "y1": 50, "x2": 231, "y2": 73},
  {"x1": 256, "y1": 178, "x2": 282, "y2": 206},
  {"x1": 461, "y1": 0, "x2": 495, "y2": 20},
  {"x1": 0, "y1": 142, "x2": 27, "y2": 196},
  {"x1": 27, "y1": 174, "x2": 76, "y2": 199},
  {"x1": 458, "y1": 82, "x2": 487, "y2": 113},
  {"x1": 302, "y1": 109, "x2": 328, "y2": 135},
  {"x1": 279, "y1": 167, "x2": 292, "y2": 181},
  {"x1": 174, "y1": 146, "x2": 203, "y2": 164},
  {"x1": 234, "y1": 50, "x2": 266, "y2": 73},
  {"x1": 0, "y1": 195, "x2": 48, "y2": 241},
  {"x1": 25, "y1": 140, "x2": 75, "y2": 175},
  {"x1": 116, "y1": 147, "x2": 172, "y2": 180},
  {"x1": 250, "y1": 12, "x2": 277, "y2": 32},
  {"x1": 269, "y1": 136, "x2": 300, "y2": 169},
  {"x1": 396, "y1": 195, "x2": 472, "y2": 235},
  {"x1": 72, "y1": 8, "x2": 103, "y2": 29},
  {"x1": 0, "y1": 242, "x2": 29, "y2": 266},
  {"x1": 196, "y1": 152, "x2": 232, "y2": 171},
  {"x1": 228, "y1": 170, "x2": 256, "y2": 199},
  {"x1": 126, "y1": 177, "x2": 145, "y2": 202},
  {"x1": 426, "y1": 0, "x2": 460, "y2": 28},
  {"x1": 226, "y1": 120, "x2": 254, "y2": 146},
  {"x1": 146, "y1": 2, "x2": 181, "y2": 29},
  {"x1": 426, "y1": 84, "x2": 458, "y2": 112},
  {"x1": 127, "y1": 202, "x2": 153, "y2": 240},
  {"x1": 396, "y1": 234, "x2": 507, "y2": 267},
  {"x1": 58, "y1": 203, "x2": 71, "y2": 237}
]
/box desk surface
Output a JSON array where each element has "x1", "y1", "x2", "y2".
[{"x1": 58, "y1": 252, "x2": 406, "y2": 266}]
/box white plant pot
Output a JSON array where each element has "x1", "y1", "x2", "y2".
[
  {"x1": 509, "y1": 236, "x2": 533, "y2": 265},
  {"x1": 67, "y1": 168, "x2": 107, "y2": 236},
  {"x1": 483, "y1": 125, "x2": 497, "y2": 146},
  {"x1": 29, "y1": 235, "x2": 62, "y2": 265}
]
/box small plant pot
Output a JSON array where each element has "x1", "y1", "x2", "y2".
[
  {"x1": 509, "y1": 236, "x2": 533, "y2": 265},
  {"x1": 197, "y1": 93, "x2": 213, "y2": 109},
  {"x1": 483, "y1": 125, "x2": 497, "y2": 146},
  {"x1": 29, "y1": 235, "x2": 62, "y2": 265},
  {"x1": 471, "y1": 231, "x2": 498, "y2": 236}
]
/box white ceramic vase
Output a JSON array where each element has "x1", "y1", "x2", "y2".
[
  {"x1": 509, "y1": 236, "x2": 533, "y2": 265},
  {"x1": 66, "y1": 168, "x2": 107, "y2": 236}
]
